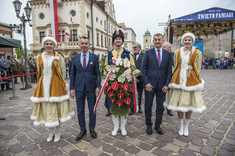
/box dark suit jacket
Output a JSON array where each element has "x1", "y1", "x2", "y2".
[
  {"x1": 141, "y1": 48, "x2": 172, "y2": 90},
  {"x1": 70, "y1": 52, "x2": 101, "y2": 92},
  {"x1": 134, "y1": 52, "x2": 144, "y2": 70}
]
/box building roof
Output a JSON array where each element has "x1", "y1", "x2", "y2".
[{"x1": 144, "y1": 29, "x2": 151, "y2": 36}]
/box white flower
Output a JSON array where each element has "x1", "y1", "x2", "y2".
[
  {"x1": 118, "y1": 74, "x2": 125, "y2": 83},
  {"x1": 115, "y1": 67, "x2": 119, "y2": 73},
  {"x1": 105, "y1": 65, "x2": 112, "y2": 72},
  {"x1": 123, "y1": 58, "x2": 130, "y2": 68},
  {"x1": 133, "y1": 69, "x2": 141, "y2": 75},
  {"x1": 101, "y1": 79, "x2": 105, "y2": 87},
  {"x1": 123, "y1": 68, "x2": 131, "y2": 76},
  {"x1": 54, "y1": 56, "x2": 59, "y2": 61},
  {"x1": 116, "y1": 57, "x2": 122, "y2": 66},
  {"x1": 109, "y1": 73, "x2": 116, "y2": 81},
  {"x1": 126, "y1": 74, "x2": 132, "y2": 82}
]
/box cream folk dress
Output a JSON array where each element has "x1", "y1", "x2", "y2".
[
  {"x1": 164, "y1": 47, "x2": 206, "y2": 113},
  {"x1": 30, "y1": 52, "x2": 74, "y2": 127}
]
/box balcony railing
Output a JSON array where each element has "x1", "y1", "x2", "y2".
[{"x1": 30, "y1": 41, "x2": 80, "y2": 51}]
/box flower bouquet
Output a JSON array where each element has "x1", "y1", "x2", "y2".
[{"x1": 100, "y1": 57, "x2": 141, "y2": 117}]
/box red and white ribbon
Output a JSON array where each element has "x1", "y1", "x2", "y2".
[
  {"x1": 50, "y1": 0, "x2": 59, "y2": 41},
  {"x1": 94, "y1": 68, "x2": 114, "y2": 114},
  {"x1": 131, "y1": 73, "x2": 138, "y2": 113}
]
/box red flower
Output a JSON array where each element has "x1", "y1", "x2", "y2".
[
  {"x1": 112, "y1": 81, "x2": 119, "y2": 91},
  {"x1": 124, "y1": 98, "x2": 131, "y2": 105},
  {"x1": 110, "y1": 98, "x2": 116, "y2": 103},
  {"x1": 125, "y1": 67, "x2": 129, "y2": 70},
  {"x1": 117, "y1": 101, "x2": 123, "y2": 107},
  {"x1": 129, "y1": 86, "x2": 134, "y2": 93},
  {"x1": 108, "y1": 92, "x2": 114, "y2": 97},
  {"x1": 117, "y1": 93, "x2": 124, "y2": 99},
  {"x1": 105, "y1": 85, "x2": 111, "y2": 91},
  {"x1": 121, "y1": 83, "x2": 129, "y2": 91}
]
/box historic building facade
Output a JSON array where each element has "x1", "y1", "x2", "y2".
[
  {"x1": 119, "y1": 23, "x2": 136, "y2": 51},
  {"x1": 0, "y1": 22, "x2": 14, "y2": 57},
  {"x1": 143, "y1": 29, "x2": 151, "y2": 49},
  {"x1": 29, "y1": 0, "x2": 136, "y2": 60}
]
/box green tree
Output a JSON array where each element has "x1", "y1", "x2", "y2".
[
  {"x1": 15, "y1": 46, "x2": 24, "y2": 58},
  {"x1": 15, "y1": 46, "x2": 32, "y2": 58}
]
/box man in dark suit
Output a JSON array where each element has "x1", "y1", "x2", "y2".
[
  {"x1": 70, "y1": 36, "x2": 101, "y2": 141},
  {"x1": 141, "y1": 33, "x2": 172, "y2": 135},
  {"x1": 130, "y1": 43, "x2": 144, "y2": 115},
  {"x1": 162, "y1": 41, "x2": 174, "y2": 116}
]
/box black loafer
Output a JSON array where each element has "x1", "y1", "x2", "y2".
[
  {"x1": 155, "y1": 127, "x2": 163, "y2": 135},
  {"x1": 167, "y1": 109, "x2": 174, "y2": 116},
  {"x1": 146, "y1": 126, "x2": 152, "y2": 135},
  {"x1": 138, "y1": 109, "x2": 143, "y2": 113},
  {"x1": 75, "y1": 130, "x2": 87, "y2": 141},
  {"x1": 129, "y1": 111, "x2": 134, "y2": 115},
  {"x1": 90, "y1": 129, "x2": 97, "y2": 138},
  {"x1": 106, "y1": 111, "x2": 111, "y2": 117}
]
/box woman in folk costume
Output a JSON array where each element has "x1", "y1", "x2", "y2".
[
  {"x1": 30, "y1": 37, "x2": 74, "y2": 142},
  {"x1": 104, "y1": 30, "x2": 135, "y2": 136},
  {"x1": 164, "y1": 32, "x2": 206, "y2": 136}
]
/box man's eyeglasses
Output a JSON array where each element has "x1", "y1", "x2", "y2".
[{"x1": 132, "y1": 47, "x2": 137, "y2": 49}]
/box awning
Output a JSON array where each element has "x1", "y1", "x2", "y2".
[
  {"x1": 169, "y1": 7, "x2": 235, "y2": 36},
  {"x1": 0, "y1": 35, "x2": 21, "y2": 48}
]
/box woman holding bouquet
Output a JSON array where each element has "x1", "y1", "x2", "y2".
[
  {"x1": 104, "y1": 30, "x2": 136, "y2": 136},
  {"x1": 30, "y1": 37, "x2": 74, "y2": 142},
  {"x1": 164, "y1": 32, "x2": 206, "y2": 136}
]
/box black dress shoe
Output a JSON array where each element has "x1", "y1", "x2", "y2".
[
  {"x1": 167, "y1": 109, "x2": 174, "y2": 116},
  {"x1": 129, "y1": 111, "x2": 134, "y2": 115},
  {"x1": 106, "y1": 111, "x2": 111, "y2": 117},
  {"x1": 138, "y1": 109, "x2": 143, "y2": 113},
  {"x1": 155, "y1": 127, "x2": 164, "y2": 135},
  {"x1": 90, "y1": 129, "x2": 97, "y2": 138},
  {"x1": 146, "y1": 127, "x2": 152, "y2": 135},
  {"x1": 75, "y1": 130, "x2": 87, "y2": 141}
]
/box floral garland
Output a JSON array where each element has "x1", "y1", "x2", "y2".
[{"x1": 100, "y1": 57, "x2": 140, "y2": 117}]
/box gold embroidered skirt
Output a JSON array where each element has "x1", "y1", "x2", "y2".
[{"x1": 31, "y1": 100, "x2": 74, "y2": 127}]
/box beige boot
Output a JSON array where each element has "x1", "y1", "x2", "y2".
[
  {"x1": 54, "y1": 125, "x2": 60, "y2": 142},
  {"x1": 178, "y1": 119, "x2": 184, "y2": 136},
  {"x1": 184, "y1": 119, "x2": 190, "y2": 136},
  {"x1": 47, "y1": 127, "x2": 55, "y2": 142},
  {"x1": 111, "y1": 115, "x2": 119, "y2": 136},
  {"x1": 120, "y1": 116, "x2": 127, "y2": 135}
]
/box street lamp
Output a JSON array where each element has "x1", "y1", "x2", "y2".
[{"x1": 12, "y1": 0, "x2": 32, "y2": 89}]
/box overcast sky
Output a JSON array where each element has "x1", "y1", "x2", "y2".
[{"x1": 0, "y1": 0, "x2": 235, "y2": 49}]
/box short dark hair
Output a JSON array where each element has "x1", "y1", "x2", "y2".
[
  {"x1": 153, "y1": 33, "x2": 164, "y2": 39},
  {"x1": 80, "y1": 36, "x2": 89, "y2": 40}
]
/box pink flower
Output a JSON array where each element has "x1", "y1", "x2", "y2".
[
  {"x1": 112, "y1": 81, "x2": 119, "y2": 91},
  {"x1": 121, "y1": 83, "x2": 129, "y2": 91},
  {"x1": 108, "y1": 92, "x2": 114, "y2": 97},
  {"x1": 124, "y1": 98, "x2": 131, "y2": 105},
  {"x1": 117, "y1": 93, "x2": 124, "y2": 99},
  {"x1": 110, "y1": 98, "x2": 116, "y2": 103},
  {"x1": 105, "y1": 85, "x2": 111, "y2": 91},
  {"x1": 129, "y1": 86, "x2": 134, "y2": 93},
  {"x1": 117, "y1": 101, "x2": 123, "y2": 107}
]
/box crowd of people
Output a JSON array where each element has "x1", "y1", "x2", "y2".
[
  {"x1": 0, "y1": 54, "x2": 38, "y2": 91},
  {"x1": 202, "y1": 57, "x2": 234, "y2": 70}
]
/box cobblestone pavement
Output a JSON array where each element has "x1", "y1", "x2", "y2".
[{"x1": 0, "y1": 70, "x2": 234, "y2": 156}]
